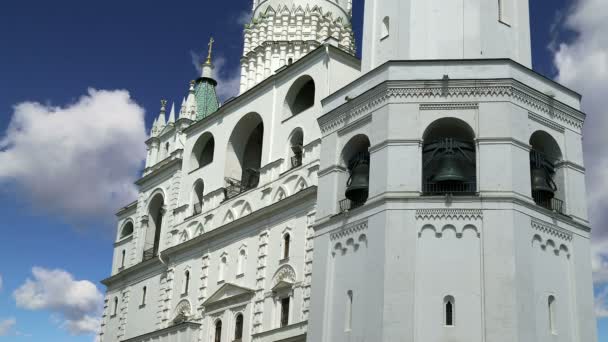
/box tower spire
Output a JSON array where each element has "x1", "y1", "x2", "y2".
[
  {"x1": 191, "y1": 37, "x2": 220, "y2": 121},
  {"x1": 206, "y1": 37, "x2": 215, "y2": 65}
]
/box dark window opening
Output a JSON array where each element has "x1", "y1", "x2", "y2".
[
  {"x1": 280, "y1": 297, "x2": 290, "y2": 327},
  {"x1": 283, "y1": 234, "x2": 291, "y2": 259},
  {"x1": 215, "y1": 320, "x2": 222, "y2": 342},
  {"x1": 445, "y1": 298, "x2": 454, "y2": 326},
  {"x1": 234, "y1": 314, "x2": 244, "y2": 340}
]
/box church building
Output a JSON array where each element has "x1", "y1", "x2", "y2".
[{"x1": 100, "y1": 1, "x2": 598, "y2": 341}]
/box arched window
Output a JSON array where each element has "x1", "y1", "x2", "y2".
[
  {"x1": 144, "y1": 194, "x2": 164, "y2": 260},
  {"x1": 288, "y1": 57, "x2": 294, "y2": 65},
  {"x1": 340, "y1": 135, "x2": 371, "y2": 210},
  {"x1": 288, "y1": 128, "x2": 304, "y2": 169},
  {"x1": 234, "y1": 314, "x2": 244, "y2": 340},
  {"x1": 529, "y1": 131, "x2": 564, "y2": 213},
  {"x1": 141, "y1": 286, "x2": 147, "y2": 306},
  {"x1": 237, "y1": 249, "x2": 246, "y2": 275},
  {"x1": 120, "y1": 250, "x2": 126, "y2": 268},
  {"x1": 548, "y1": 295, "x2": 557, "y2": 334},
  {"x1": 165, "y1": 142, "x2": 170, "y2": 156},
  {"x1": 444, "y1": 296, "x2": 455, "y2": 326},
  {"x1": 219, "y1": 257, "x2": 227, "y2": 282},
  {"x1": 283, "y1": 234, "x2": 291, "y2": 260},
  {"x1": 120, "y1": 222, "x2": 134, "y2": 239},
  {"x1": 191, "y1": 132, "x2": 215, "y2": 170},
  {"x1": 113, "y1": 297, "x2": 119, "y2": 316},
  {"x1": 214, "y1": 320, "x2": 222, "y2": 342},
  {"x1": 423, "y1": 118, "x2": 476, "y2": 195},
  {"x1": 192, "y1": 180, "x2": 204, "y2": 215},
  {"x1": 183, "y1": 271, "x2": 190, "y2": 294},
  {"x1": 381, "y1": 16, "x2": 390, "y2": 38},
  {"x1": 345, "y1": 290, "x2": 353, "y2": 331},
  {"x1": 225, "y1": 113, "x2": 264, "y2": 197},
  {"x1": 284, "y1": 76, "x2": 315, "y2": 116}
]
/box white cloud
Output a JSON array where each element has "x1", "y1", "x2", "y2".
[
  {"x1": 0, "y1": 89, "x2": 147, "y2": 225},
  {"x1": 0, "y1": 318, "x2": 16, "y2": 336},
  {"x1": 236, "y1": 9, "x2": 253, "y2": 26},
  {"x1": 14, "y1": 267, "x2": 103, "y2": 335},
  {"x1": 553, "y1": 0, "x2": 608, "y2": 316}
]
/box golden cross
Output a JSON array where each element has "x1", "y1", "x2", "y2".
[{"x1": 206, "y1": 37, "x2": 215, "y2": 64}]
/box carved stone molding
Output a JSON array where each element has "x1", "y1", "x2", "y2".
[
  {"x1": 420, "y1": 102, "x2": 479, "y2": 111},
  {"x1": 330, "y1": 220, "x2": 368, "y2": 240},
  {"x1": 415, "y1": 209, "x2": 483, "y2": 221},
  {"x1": 320, "y1": 79, "x2": 584, "y2": 134},
  {"x1": 531, "y1": 219, "x2": 572, "y2": 242},
  {"x1": 528, "y1": 112, "x2": 565, "y2": 133}
]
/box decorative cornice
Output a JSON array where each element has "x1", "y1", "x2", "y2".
[
  {"x1": 415, "y1": 209, "x2": 483, "y2": 221},
  {"x1": 330, "y1": 220, "x2": 368, "y2": 240},
  {"x1": 320, "y1": 79, "x2": 584, "y2": 134},
  {"x1": 420, "y1": 102, "x2": 479, "y2": 111},
  {"x1": 531, "y1": 219, "x2": 573, "y2": 242},
  {"x1": 528, "y1": 111, "x2": 565, "y2": 133}
]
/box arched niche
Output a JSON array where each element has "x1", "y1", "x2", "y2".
[
  {"x1": 120, "y1": 221, "x2": 134, "y2": 239},
  {"x1": 287, "y1": 128, "x2": 304, "y2": 169},
  {"x1": 225, "y1": 113, "x2": 264, "y2": 194},
  {"x1": 340, "y1": 134, "x2": 371, "y2": 207},
  {"x1": 422, "y1": 118, "x2": 476, "y2": 195},
  {"x1": 192, "y1": 179, "x2": 205, "y2": 215},
  {"x1": 191, "y1": 132, "x2": 215, "y2": 170},
  {"x1": 144, "y1": 193, "x2": 164, "y2": 259},
  {"x1": 284, "y1": 75, "x2": 315, "y2": 116},
  {"x1": 529, "y1": 130, "x2": 564, "y2": 211}
]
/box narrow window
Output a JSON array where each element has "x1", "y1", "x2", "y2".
[
  {"x1": 283, "y1": 234, "x2": 291, "y2": 259},
  {"x1": 234, "y1": 314, "x2": 244, "y2": 340},
  {"x1": 345, "y1": 290, "x2": 353, "y2": 331},
  {"x1": 444, "y1": 296, "x2": 455, "y2": 326},
  {"x1": 120, "y1": 250, "x2": 126, "y2": 268},
  {"x1": 113, "y1": 297, "x2": 119, "y2": 316},
  {"x1": 498, "y1": 0, "x2": 503, "y2": 21},
  {"x1": 165, "y1": 142, "x2": 170, "y2": 155},
  {"x1": 288, "y1": 57, "x2": 294, "y2": 65},
  {"x1": 183, "y1": 271, "x2": 190, "y2": 294},
  {"x1": 219, "y1": 257, "x2": 227, "y2": 281},
  {"x1": 237, "y1": 249, "x2": 246, "y2": 275},
  {"x1": 381, "y1": 16, "x2": 390, "y2": 39},
  {"x1": 141, "y1": 286, "x2": 147, "y2": 306},
  {"x1": 548, "y1": 295, "x2": 557, "y2": 334},
  {"x1": 280, "y1": 297, "x2": 290, "y2": 327},
  {"x1": 214, "y1": 320, "x2": 222, "y2": 342}
]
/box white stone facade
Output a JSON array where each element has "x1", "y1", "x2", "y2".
[{"x1": 100, "y1": 1, "x2": 597, "y2": 342}]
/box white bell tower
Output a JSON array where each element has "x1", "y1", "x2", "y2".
[
  {"x1": 240, "y1": 0, "x2": 355, "y2": 93},
  {"x1": 362, "y1": 0, "x2": 532, "y2": 71}
]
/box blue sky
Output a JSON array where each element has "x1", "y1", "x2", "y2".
[{"x1": 0, "y1": 0, "x2": 607, "y2": 341}]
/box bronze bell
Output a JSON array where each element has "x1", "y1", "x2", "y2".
[
  {"x1": 345, "y1": 160, "x2": 369, "y2": 203},
  {"x1": 531, "y1": 167, "x2": 555, "y2": 198},
  {"x1": 432, "y1": 153, "x2": 467, "y2": 183}
]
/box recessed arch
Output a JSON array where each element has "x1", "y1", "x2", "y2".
[
  {"x1": 144, "y1": 192, "x2": 165, "y2": 259},
  {"x1": 191, "y1": 179, "x2": 205, "y2": 216},
  {"x1": 422, "y1": 118, "x2": 476, "y2": 195},
  {"x1": 287, "y1": 128, "x2": 304, "y2": 169},
  {"x1": 225, "y1": 112, "x2": 264, "y2": 193},
  {"x1": 284, "y1": 75, "x2": 315, "y2": 116},
  {"x1": 120, "y1": 220, "x2": 134, "y2": 239},
  {"x1": 529, "y1": 130, "x2": 564, "y2": 210},
  {"x1": 191, "y1": 132, "x2": 215, "y2": 170},
  {"x1": 341, "y1": 134, "x2": 371, "y2": 205}
]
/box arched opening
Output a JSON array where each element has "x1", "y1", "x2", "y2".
[
  {"x1": 142, "y1": 286, "x2": 147, "y2": 306},
  {"x1": 120, "y1": 221, "x2": 134, "y2": 239},
  {"x1": 192, "y1": 180, "x2": 205, "y2": 215},
  {"x1": 219, "y1": 256, "x2": 227, "y2": 282},
  {"x1": 530, "y1": 131, "x2": 564, "y2": 212},
  {"x1": 285, "y1": 76, "x2": 315, "y2": 116},
  {"x1": 280, "y1": 297, "x2": 290, "y2": 327},
  {"x1": 183, "y1": 271, "x2": 190, "y2": 294},
  {"x1": 191, "y1": 132, "x2": 215, "y2": 170},
  {"x1": 214, "y1": 320, "x2": 223, "y2": 342},
  {"x1": 422, "y1": 118, "x2": 476, "y2": 195},
  {"x1": 234, "y1": 314, "x2": 244, "y2": 340},
  {"x1": 288, "y1": 128, "x2": 304, "y2": 169},
  {"x1": 283, "y1": 234, "x2": 291, "y2": 260},
  {"x1": 340, "y1": 135, "x2": 371, "y2": 211},
  {"x1": 345, "y1": 290, "x2": 353, "y2": 332},
  {"x1": 444, "y1": 295, "x2": 455, "y2": 326},
  {"x1": 237, "y1": 249, "x2": 246, "y2": 275},
  {"x1": 225, "y1": 113, "x2": 264, "y2": 199},
  {"x1": 144, "y1": 193, "x2": 164, "y2": 260},
  {"x1": 548, "y1": 295, "x2": 557, "y2": 334},
  {"x1": 113, "y1": 297, "x2": 119, "y2": 316},
  {"x1": 381, "y1": 16, "x2": 390, "y2": 39},
  {"x1": 120, "y1": 250, "x2": 126, "y2": 268}
]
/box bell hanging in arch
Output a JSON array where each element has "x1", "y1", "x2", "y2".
[
  {"x1": 531, "y1": 167, "x2": 555, "y2": 198},
  {"x1": 345, "y1": 156, "x2": 370, "y2": 203},
  {"x1": 432, "y1": 153, "x2": 467, "y2": 183}
]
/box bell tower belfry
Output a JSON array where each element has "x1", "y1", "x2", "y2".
[{"x1": 361, "y1": 0, "x2": 532, "y2": 71}]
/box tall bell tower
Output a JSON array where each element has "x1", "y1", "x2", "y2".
[
  {"x1": 361, "y1": 0, "x2": 532, "y2": 71},
  {"x1": 307, "y1": 0, "x2": 597, "y2": 341},
  {"x1": 240, "y1": 0, "x2": 355, "y2": 92}
]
